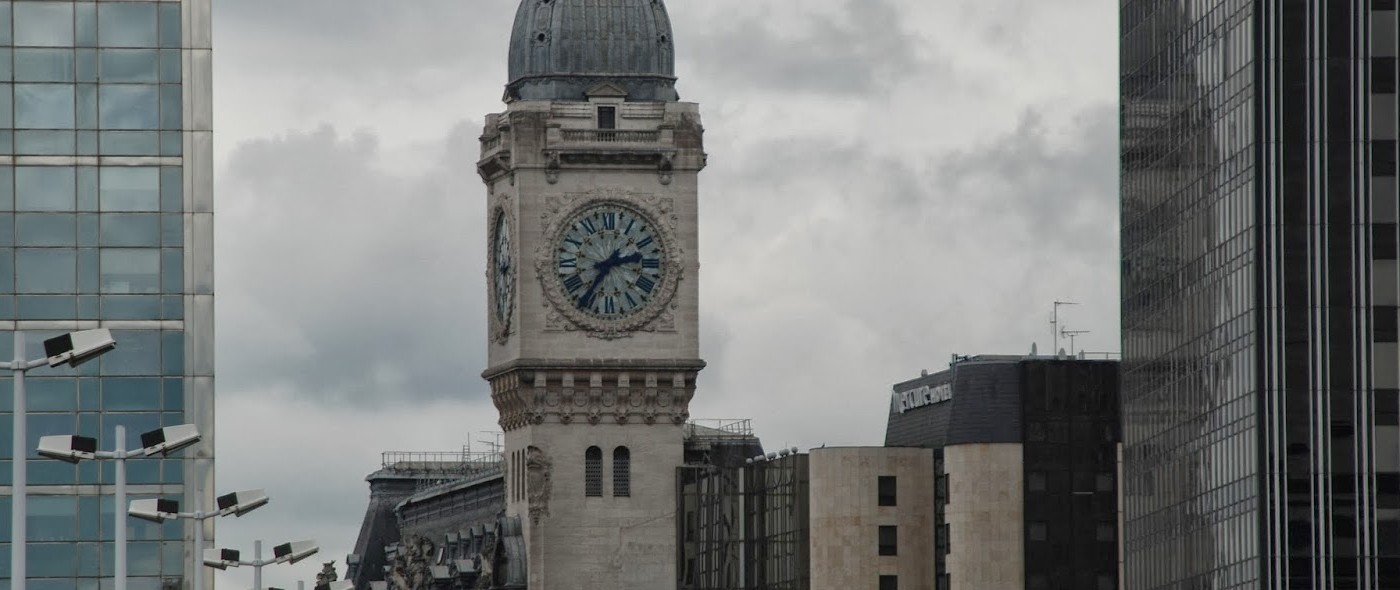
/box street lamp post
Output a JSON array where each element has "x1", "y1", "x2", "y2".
[
  {"x1": 130, "y1": 489, "x2": 270, "y2": 590},
  {"x1": 205, "y1": 540, "x2": 321, "y2": 590},
  {"x1": 37, "y1": 423, "x2": 202, "y2": 590},
  {"x1": 3, "y1": 328, "x2": 118, "y2": 590}
]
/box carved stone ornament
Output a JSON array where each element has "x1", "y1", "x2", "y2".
[
  {"x1": 387, "y1": 535, "x2": 435, "y2": 590},
  {"x1": 535, "y1": 188, "x2": 683, "y2": 339},
  {"x1": 526, "y1": 446, "x2": 552, "y2": 524},
  {"x1": 487, "y1": 204, "x2": 517, "y2": 345}
]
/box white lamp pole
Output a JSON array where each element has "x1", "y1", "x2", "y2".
[
  {"x1": 3, "y1": 329, "x2": 118, "y2": 590},
  {"x1": 129, "y1": 488, "x2": 269, "y2": 590},
  {"x1": 37, "y1": 423, "x2": 201, "y2": 590},
  {"x1": 204, "y1": 539, "x2": 320, "y2": 590}
]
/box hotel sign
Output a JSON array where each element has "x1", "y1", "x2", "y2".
[{"x1": 894, "y1": 383, "x2": 953, "y2": 413}]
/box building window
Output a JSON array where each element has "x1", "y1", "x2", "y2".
[
  {"x1": 878, "y1": 525, "x2": 897, "y2": 556},
  {"x1": 597, "y1": 106, "x2": 616, "y2": 129},
  {"x1": 1028, "y1": 521, "x2": 1047, "y2": 541},
  {"x1": 585, "y1": 446, "x2": 603, "y2": 497},
  {"x1": 879, "y1": 575, "x2": 897, "y2": 590},
  {"x1": 1027, "y1": 471, "x2": 1047, "y2": 492},
  {"x1": 613, "y1": 446, "x2": 631, "y2": 497},
  {"x1": 878, "y1": 475, "x2": 897, "y2": 506},
  {"x1": 1095, "y1": 472, "x2": 1114, "y2": 492},
  {"x1": 1097, "y1": 522, "x2": 1115, "y2": 542}
]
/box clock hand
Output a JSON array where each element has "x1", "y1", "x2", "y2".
[{"x1": 578, "y1": 250, "x2": 625, "y2": 308}]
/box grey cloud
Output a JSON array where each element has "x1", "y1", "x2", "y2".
[
  {"x1": 216, "y1": 122, "x2": 491, "y2": 405},
  {"x1": 679, "y1": 0, "x2": 935, "y2": 98},
  {"x1": 934, "y1": 104, "x2": 1119, "y2": 255}
]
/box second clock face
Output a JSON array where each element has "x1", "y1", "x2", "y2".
[
  {"x1": 555, "y1": 205, "x2": 666, "y2": 319},
  {"x1": 493, "y1": 210, "x2": 513, "y2": 324}
]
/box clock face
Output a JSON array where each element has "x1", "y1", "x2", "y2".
[
  {"x1": 492, "y1": 211, "x2": 513, "y2": 324},
  {"x1": 555, "y1": 205, "x2": 665, "y2": 319}
]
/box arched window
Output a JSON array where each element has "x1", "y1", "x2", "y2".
[
  {"x1": 613, "y1": 446, "x2": 631, "y2": 497},
  {"x1": 585, "y1": 446, "x2": 603, "y2": 497}
]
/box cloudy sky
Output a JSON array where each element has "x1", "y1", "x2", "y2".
[{"x1": 207, "y1": 0, "x2": 1120, "y2": 585}]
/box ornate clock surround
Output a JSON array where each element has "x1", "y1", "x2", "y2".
[{"x1": 534, "y1": 187, "x2": 683, "y2": 340}]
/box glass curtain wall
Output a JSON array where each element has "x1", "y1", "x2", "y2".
[
  {"x1": 1123, "y1": 0, "x2": 1399, "y2": 588},
  {"x1": 0, "y1": 1, "x2": 213, "y2": 590},
  {"x1": 1121, "y1": 0, "x2": 1259, "y2": 587}
]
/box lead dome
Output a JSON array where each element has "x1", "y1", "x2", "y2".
[{"x1": 506, "y1": 0, "x2": 678, "y2": 102}]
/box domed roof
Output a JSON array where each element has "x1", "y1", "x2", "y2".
[{"x1": 506, "y1": 0, "x2": 678, "y2": 102}]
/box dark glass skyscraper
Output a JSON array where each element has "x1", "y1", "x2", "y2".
[{"x1": 1121, "y1": 1, "x2": 1398, "y2": 588}]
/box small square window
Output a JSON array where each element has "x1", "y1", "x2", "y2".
[
  {"x1": 1027, "y1": 471, "x2": 1047, "y2": 492},
  {"x1": 879, "y1": 575, "x2": 897, "y2": 590},
  {"x1": 1028, "y1": 521, "x2": 1048, "y2": 542},
  {"x1": 1096, "y1": 473, "x2": 1115, "y2": 492},
  {"x1": 597, "y1": 106, "x2": 616, "y2": 130},
  {"x1": 878, "y1": 525, "x2": 897, "y2": 556},
  {"x1": 1097, "y1": 522, "x2": 1115, "y2": 542},
  {"x1": 878, "y1": 476, "x2": 897, "y2": 506},
  {"x1": 1098, "y1": 573, "x2": 1117, "y2": 590}
]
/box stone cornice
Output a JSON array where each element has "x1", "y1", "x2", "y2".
[{"x1": 482, "y1": 357, "x2": 706, "y2": 381}]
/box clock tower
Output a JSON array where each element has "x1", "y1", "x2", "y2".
[{"x1": 476, "y1": 1, "x2": 705, "y2": 588}]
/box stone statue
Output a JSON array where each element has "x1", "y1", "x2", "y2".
[
  {"x1": 315, "y1": 562, "x2": 339, "y2": 587},
  {"x1": 526, "y1": 445, "x2": 552, "y2": 524},
  {"x1": 386, "y1": 535, "x2": 435, "y2": 590}
]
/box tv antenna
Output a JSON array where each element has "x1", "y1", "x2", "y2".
[
  {"x1": 479, "y1": 432, "x2": 504, "y2": 457},
  {"x1": 1051, "y1": 301, "x2": 1079, "y2": 353},
  {"x1": 1060, "y1": 327, "x2": 1091, "y2": 357}
]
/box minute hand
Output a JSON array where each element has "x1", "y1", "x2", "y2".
[{"x1": 579, "y1": 251, "x2": 623, "y2": 308}]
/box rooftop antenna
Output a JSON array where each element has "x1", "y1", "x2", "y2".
[
  {"x1": 1051, "y1": 301, "x2": 1078, "y2": 354},
  {"x1": 1060, "y1": 327, "x2": 1090, "y2": 357},
  {"x1": 479, "y1": 432, "x2": 504, "y2": 458}
]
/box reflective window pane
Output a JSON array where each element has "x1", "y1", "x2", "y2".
[
  {"x1": 16, "y1": 214, "x2": 77, "y2": 247},
  {"x1": 99, "y1": 50, "x2": 158, "y2": 83},
  {"x1": 97, "y1": 3, "x2": 158, "y2": 48},
  {"x1": 16, "y1": 167, "x2": 76, "y2": 212},
  {"x1": 99, "y1": 168, "x2": 159, "y2": 211},
  {"x1": 15, "y1": 84, "x2": 76, "y2": 129},
  {"x1": 13, "y1": 3, "x2": 74, "y2": 47},
  {"x1": 99, "y1": 85, "x2": 158, "y2": 129},
  {"x1": 16, "y1": 249, "x2": 78, "y2": 294},
  {"x1": 100, "y1": 249, "x2": 159, "y2": 294},
  {"x1": 14, "y1": 49, "x2": 75, "y2": 82},
  {"x1": 99, "y1": 214, "x2": 160, "y2": 247}
]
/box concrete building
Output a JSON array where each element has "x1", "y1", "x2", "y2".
[
  {"x1": 808, "y1": 447, "x2": 934, "y2": 590},
  {"x1": 1, "y1": 2, "x2": 216, "y2": 590},
  {"x1": 1120, "y1": 1, "x2": 1399, "y2": 587},
  {"x1": 477, "y1": 0, "x2": 706, "y2": 589},
  {"x1": 883, "y1": 355, "x2": 1121, "y2": 590}
]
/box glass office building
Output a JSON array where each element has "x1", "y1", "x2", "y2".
[
  {"x1": 0, "y1": 1, "x2": 214, "y2": 590},
  {"x1": 1121, "y1": 0, "x2": 1398, "y2": 588}
]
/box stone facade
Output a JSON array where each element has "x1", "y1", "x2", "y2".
[
  {"x1": 478, "y1": 88, "x2": 705, "y2": 590},
  {"x1": 809, "y1": 447, "x2": 936, "y2": 590},
  {"x1": 943, "y1": 443, "x2": 1025, "y2": 590}
]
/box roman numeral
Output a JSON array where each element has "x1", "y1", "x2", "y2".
[
  {"x1": 636, "y1": 236, "x2": 653, "y2": 249},
  {"x1": 602, "y1": 212, "x2": 617, "y2": 230},
  {"x1": 563, "y1": 275, "x2": 584, "y2": 293},
  {"x1": 625, "y1": 292, "x2": 638, "y2": 308},
  {"x1": 624, "y1": 218, "x2": 637, "y2": 235},
  {"x1": 603, "y1": 296, "x2": 617, "y2": 315},
  {"x1": 636, "y1": 276, "x2": 655, "y2": 293},
  {"x1": 641, "y1": 257, "x2": 660, "y2": 269},
  {"x1": 579, "y1": 218, "x2": 597, "y2": 234},
  {"x1": 559, "y1": 257, "x2": 577, "y2": 269}
]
